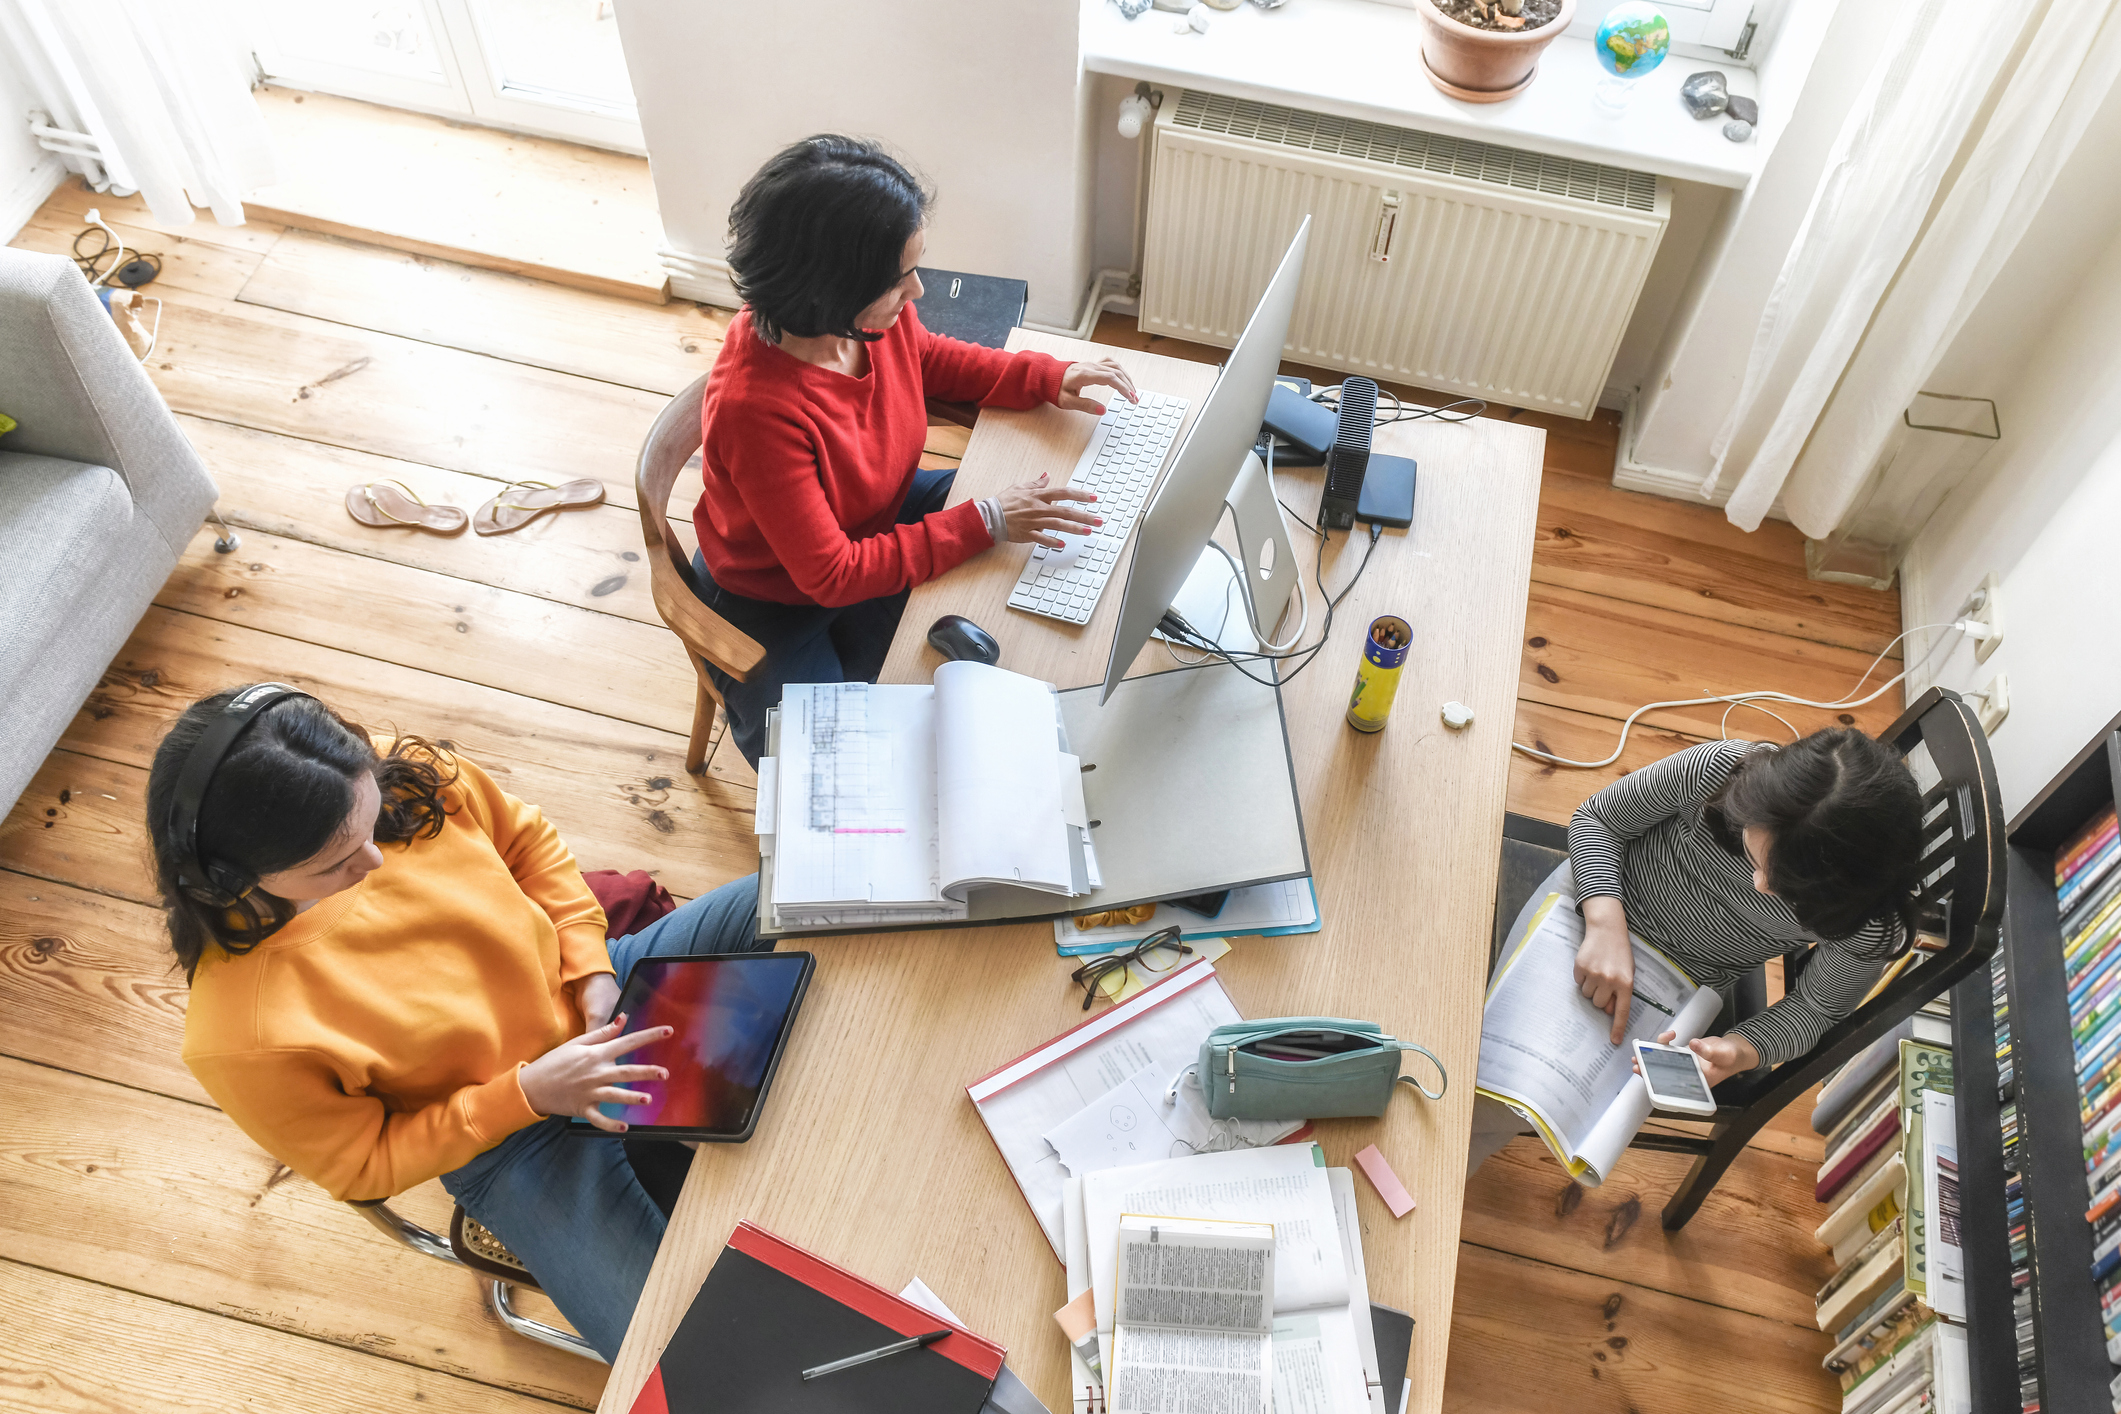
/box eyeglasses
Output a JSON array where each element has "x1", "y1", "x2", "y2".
[{"x1": 1069, "y1": 926, "x2": 1192, "y2": 1010}]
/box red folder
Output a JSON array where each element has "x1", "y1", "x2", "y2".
[{"x1": 629, "y1": 1222, "x2": 1003, "y2": 1414}]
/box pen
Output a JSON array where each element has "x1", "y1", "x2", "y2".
[{"x1": 800, "y1": 1328, "x2": 954, "y2": 1380}]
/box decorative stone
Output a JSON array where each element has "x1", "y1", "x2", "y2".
[
  {"x1": 1726, "y1": 94, "x2": 1759, "y2": 125},
  {"x1": 1152, "y1": 0, "x2": 1191, "y2": 10},
  {"x1": 1116, "y1": 0, "x2": 1151, "y2": 17},
  {"x1": 1186, "y1": 3, "x2": 1211, "y2": 29},
  {"x1": 1680, "y1": 70, "x2": 1728, "y2": 118},
  {"x1": 1723, "y1": 118, "x2": 1754, "y2": 142},
  {"x1": 1201, "y1": 0, "x2": 1243, "y2": 9}
]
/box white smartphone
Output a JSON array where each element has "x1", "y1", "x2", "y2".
[{"x1": 1634, "y1": 1039, "x2": 1718, "y2": 1116}]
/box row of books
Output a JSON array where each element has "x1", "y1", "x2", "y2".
[
  {"x1": 2056, "y1": 803, "x2": 2121, "y2": 1409},
  {"x1": 1809, "y1": 1004, "x2": 1968, "y2": 1414},
  {"x1": 1992, "y1": 943, "x2": 2043, "y2": 1410}
]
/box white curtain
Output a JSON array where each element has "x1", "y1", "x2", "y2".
[
  {"x1": 1708, "y1": 0, "x2": 2121, "y2": 539},
  {"x1": 0, "y1": 0, "x2": 277, "y2": 226}
]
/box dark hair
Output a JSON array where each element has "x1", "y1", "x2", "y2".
[
  {"x1": 1705, "y1": 729, "x2": 1924, "y2": 946},
  {"x1": 726, "y1": 134, "x2": 931, "y2": 344},
  {"x1": 146, "y1": 686, "x2": 457, "y2": 981}
]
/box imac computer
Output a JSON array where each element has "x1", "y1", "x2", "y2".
[{"x1": 1098, "y1": 218, "x2": 1312, "y2": 704}]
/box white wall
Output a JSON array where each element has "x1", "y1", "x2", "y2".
[
  {"x1": 0, "y1": 45, "x2": 63, "y2": 242},
  {"x1": 614, "y1": 0, "x2": 1093, "y2": 327},
  {"x1": 1899, "y1": 220, "x2": 2121, "y2": 820}
]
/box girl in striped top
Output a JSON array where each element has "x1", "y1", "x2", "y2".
[{"x1": 1468, "y1": 728, "x2": 1924, "y2": 1177}]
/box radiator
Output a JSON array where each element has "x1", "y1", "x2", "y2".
[{"x1": 1141, "y1": 91, "x2": 1671, "y2": 419}]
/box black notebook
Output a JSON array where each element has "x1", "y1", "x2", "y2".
[
  {"x1": 915, "y1": 267, "x2": 1028, "y2": 349},
  {"x1": 629, "y1": 1222, "x2": 1003, "y2": 1414},
  {"x1": 1372, "y1": 1302, "x2": 1415, "y2": 1412}
]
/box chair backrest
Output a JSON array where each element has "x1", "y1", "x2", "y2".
[
  {"x1": 634, "y1": 372, "x2": 765, "y2": 683},
  {"x1": 1717, "y1": 686, "x2": 2009, "y2": 1112}
]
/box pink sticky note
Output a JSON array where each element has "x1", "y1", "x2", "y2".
[{"x1": 1356, "y1": 1143, "x2": 1415, "y2": 1218}]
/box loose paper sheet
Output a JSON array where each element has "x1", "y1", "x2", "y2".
[
  {"x1": 1475, "y1": 894, "x2": 1721, "y2": 1186},
  {"x1": 972, "y1": 966, "x2": 1243, "y2": 1258},
  {"x1": 772, "y1": 683, "x2": 939, "y2": 906},
  {"x1": 1044, "y1": 1061, "x2": 1299, "y2": 1179}
]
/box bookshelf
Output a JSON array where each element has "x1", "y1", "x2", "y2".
[{"x1": 1955, "y1": 709, "x2": 2121, "y2": 1412}]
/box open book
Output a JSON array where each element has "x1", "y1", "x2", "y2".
[
  {"x1": 1109, "y1": 1215, "x2": 1275, "y2": 1414},
  {"x1": 759, "y1": 662, "x2": 1093, "y2": 931},
  {"x1": 1476, "y1": 893, "x2": 1722, "y2": 1186},
  {"x1": 1080, "y1": 1145, "x2": 1373, "y2": 1414}
]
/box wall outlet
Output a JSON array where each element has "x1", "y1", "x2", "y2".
[
  {"x1": 1962, "y1": 572, "x2": 2005, "y2": 664},
  {"x1": 1974, "y1": 673, "x2": 2009, "y2": 736}
]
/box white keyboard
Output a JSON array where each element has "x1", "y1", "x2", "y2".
[{"x1": 1006, "y1": 389, "x2": 1190, "y2": 625}]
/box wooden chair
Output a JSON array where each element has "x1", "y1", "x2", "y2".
[
  {"x1": 1491, "y1": 686, "x2": 2007, "y2": 1230},
  {"x1": 633, "y1": 372, "x2": 767, "y2": 773},
  {"x1": 347, "y1": 1198, "x2": 602, "y2": 1362}
]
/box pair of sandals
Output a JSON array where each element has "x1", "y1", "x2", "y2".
[{"x1": 344, "y1": 478, "x2": 605, "y2": 537}]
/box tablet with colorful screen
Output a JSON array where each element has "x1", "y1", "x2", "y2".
[{"x1": 569, "y1": 952, "x2": 814, "y2": 1142}]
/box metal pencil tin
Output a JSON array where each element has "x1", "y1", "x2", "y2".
[{"x1": 1346, "y1": 615, "x2": 1411, "y2": 733}]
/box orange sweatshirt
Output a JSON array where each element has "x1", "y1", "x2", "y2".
[{"x1": 182, "y1": 750, "x2": 613, "y2": 1202}]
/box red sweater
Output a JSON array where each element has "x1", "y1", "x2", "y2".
[{"x1": 695, "y1": 306, "x2": 1068, "y2": 607}]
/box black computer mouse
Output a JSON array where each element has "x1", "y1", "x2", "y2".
[{"x1": 927, "y1": 614, "x2": 1001, "y2": 666}]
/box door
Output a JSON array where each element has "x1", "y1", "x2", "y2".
[{"x1": 242, "y1": 0, "x2": 643, "y2": 154}]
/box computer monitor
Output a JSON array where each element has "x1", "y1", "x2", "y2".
[{"x1": 1098, "y1": 217, "x2": 1312, "y2": 705}]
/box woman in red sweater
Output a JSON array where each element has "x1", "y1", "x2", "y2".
[{"x1": 692, "y1": 135, "x2": 1138, "y2": 765}]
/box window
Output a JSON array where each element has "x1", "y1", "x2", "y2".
[{"x1": 242, "y1": 0, "x2": 643, "y2": 154}]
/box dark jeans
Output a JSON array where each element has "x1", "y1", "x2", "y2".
[
  {"x1": 691, "y1": 466, "x2": 956, "y2": 767},
  {"x1": 438, "y1": 875, "x2": 769, "y2": 1360}
]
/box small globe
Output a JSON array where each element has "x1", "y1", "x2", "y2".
[{"x1": 1594, "y1": 3, "x2": 1670, "y2": 78}]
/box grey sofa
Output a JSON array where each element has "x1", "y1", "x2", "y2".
[{"x1": 1, "y1": 247, "x2": 219, "y2": 815}]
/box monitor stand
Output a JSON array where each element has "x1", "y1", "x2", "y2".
[{"x1": 1219, "y1": 450, "x2": 1300, "y2": 643}]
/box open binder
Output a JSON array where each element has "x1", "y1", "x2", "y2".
[{"x1": 756, "y1": 659, "x2": 1309, "y2": 938}]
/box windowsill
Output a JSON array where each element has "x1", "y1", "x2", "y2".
[{"x1": 1080, "y1": 0, "x2": 1763, "y2": 189}]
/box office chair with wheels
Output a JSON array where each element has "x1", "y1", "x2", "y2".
[
  {"x1": 634, "y1": 372, "x2": 768, "y2": 775},
  {"x1": 347, "y1": 1198, "x2": 604, "y2": 1363},
  {"x1": 1490, "y1": 686, "x2": 2006, "y2": 1230}
]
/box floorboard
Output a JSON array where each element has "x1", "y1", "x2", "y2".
[
  {"x1": 238, "y1": 229, "x2": 723, "y2": 393},
  {"x1": 0, "y1": 1257, "x2": 579, "y2": 1414},
  {"x1": 243, "y1": 87, "x2": 665, "y2": 303},
  {"x1": 0, "y1": 1058, "x2": 603, "y2": 1408},
  {"x1": 1444, "y1": 1244, "x2": 1838, "y2": 1413}
]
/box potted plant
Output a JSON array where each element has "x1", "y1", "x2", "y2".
[{"x1": 1415, "y1": 0, "x2": 1577, "y2": 103}]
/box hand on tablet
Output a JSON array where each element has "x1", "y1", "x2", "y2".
[{"x1": 521, "y1": 1014, "x2": 670, "y2": 1133}]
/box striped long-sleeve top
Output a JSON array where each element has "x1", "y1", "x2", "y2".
[{"x1": 1566, "y1": 740, "x2": 1903, "y2": 1067}]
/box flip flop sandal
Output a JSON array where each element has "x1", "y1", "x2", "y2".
[
  {"x1": 472, "y1": 478, "x2": 606, "y2": 536},
  {"x1": 344, "y1": 479, "x2": 469, "y2": 535}
]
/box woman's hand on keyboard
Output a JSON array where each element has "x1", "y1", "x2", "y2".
[
  {"x1": 1057, "y1": 358, "x2": 1140, "y2": 414},
  {"x1": 999, "y1": 471, "x2": 1102, "y2": 549}
]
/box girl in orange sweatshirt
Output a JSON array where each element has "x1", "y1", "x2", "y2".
[{"x1": 147, "y1": 685, "x2": 767, "y2": 1359}]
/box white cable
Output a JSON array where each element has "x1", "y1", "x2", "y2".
[
  {"x1": 1205, "y1": 538, "x2": 1309, "y2": 653},
  {"x1": 82, "y1": 206, "x2": 125, "y2": 289},
  {"x1": 1512, "y1": 622, "x2": 1973, "y2": 770}
]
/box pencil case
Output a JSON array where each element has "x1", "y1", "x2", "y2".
[{"x1": 1185, "y1": 1018, "x2": 1448, "y2": 1121}]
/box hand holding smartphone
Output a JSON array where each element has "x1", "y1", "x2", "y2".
[{"x1": 1632, "y1": 1038, "x2": 1718, "y2": 1116}]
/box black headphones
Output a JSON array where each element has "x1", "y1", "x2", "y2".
[{"x1": 168, "y1": 682, "x2": 313, "y2": 906}]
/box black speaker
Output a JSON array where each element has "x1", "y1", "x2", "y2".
[{"x1": 1319, "y1": 377, "x2": 1378, "y2": 530}]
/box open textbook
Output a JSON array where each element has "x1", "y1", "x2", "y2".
[
  {"x1": 1108, "y1": 1216, "x2": 1275, "y2": 1414},
  {"x1": 1477, "y1": 893, "x2": 1722, "y2": 1186},
  {"x1": 760, "y1": 662, "x2": 1094, "y2": 931},
  {"x1": 1075, "y1": 1145, "x2": 1375, "y2": 1414}
]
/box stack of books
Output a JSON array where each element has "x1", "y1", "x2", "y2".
[
  {"x1": 1810, "y1": 1008, "x2": 1970, "y2": 1413},
  {"x1": 2056, "y1": 803, "x2": 2121, "y2": 1406},
  {"x1": 1990, "y1": 940, "x2": 2040, "y2": 1410}
]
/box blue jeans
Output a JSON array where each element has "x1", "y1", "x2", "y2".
[
  {"x1": 691, "y1": 465, "x2": 957, "y2": 767},
  {"x1": 439, "y1": 873, "x2": 768, "y2": 1361}
]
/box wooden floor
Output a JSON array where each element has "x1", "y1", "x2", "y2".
[{"x1": 3, "y1": 164, "x2": 1901, "y2": 1414}]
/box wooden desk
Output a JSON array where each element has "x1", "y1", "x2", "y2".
[{"x1": 600, "y1": 332, "x2": 1543, "y2": 1414}]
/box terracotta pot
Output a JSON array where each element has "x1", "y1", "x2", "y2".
[{"x1": 1414, "y1": 0, "x2": 1577, "y2": 104}]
